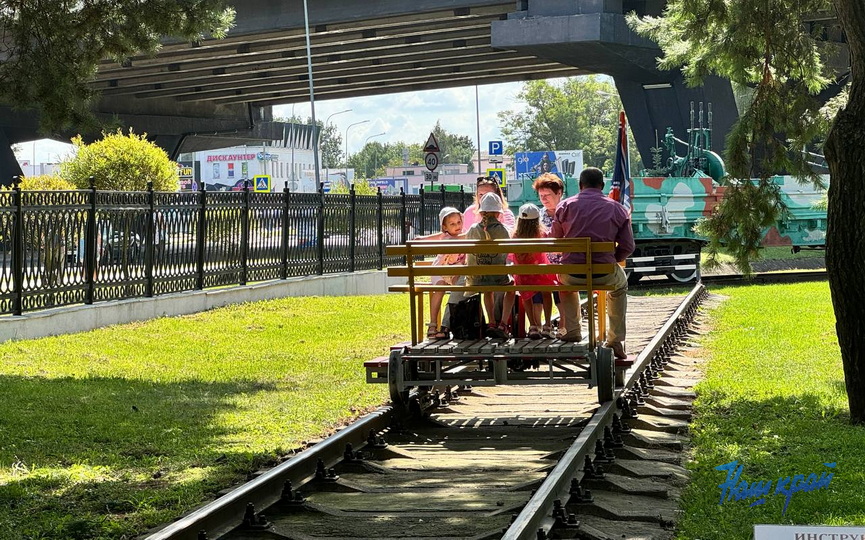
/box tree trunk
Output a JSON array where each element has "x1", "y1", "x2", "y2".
[{"x1": 824, "y1": 0, "x2": 865, "y2": 424}]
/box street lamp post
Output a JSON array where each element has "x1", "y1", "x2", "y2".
[
  {"x1": 323, "y1": 109, "x2": 352, "y2": 183},
  {"x1": 345, "y1": 120, "x2": 369, "y2": 185},
  {"x1": 364, "y1": 132, "x2": 385, "y2": 178}
]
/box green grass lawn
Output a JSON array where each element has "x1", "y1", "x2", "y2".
[
  {"x1": 0, "y1": 296, "x2": 406, "y2": 540},
  {"x1": 678, "y1": 281, "x2": 865, "y2": 539}
]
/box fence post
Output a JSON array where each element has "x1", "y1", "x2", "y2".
[
  {"x1": 317, "y1": 182, "x2": 325, "y2": 275},
  {"x1": 145, "y1": 181, "x2": 155, "y2": 297},
  {"x1": 11, "y1": 177, "x2": 23, "y2": 315},
  {"x1": 399, "y1": 187, "x2": 407, "y2": 245},
  {"x1": 84, "y1": 177, "x2": 97, "y2": 305},
  {"x1": 418, "y1": 185, "x2": 425, "y2": 237},
  {"x1": 281, "y1": 182, "x2": 289, "y2": 280},
  {"x1": 240, "y1": 179, "x2": 250, "y2": 285},
  {"x1": 377, "y1": 187, "x2": 383, "y2": 270},
  {"x1": 196, "y1": 182, "x2": 206, "y2": 290},
  {"x1": 439, "y1": 183, "x2": 447, "y2": 216},
  {"x1": 349, "y1": 183, "x2": 356, "y2": 273}
]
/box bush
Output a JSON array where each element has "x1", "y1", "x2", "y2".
[
  {"x1": 18, "y1": 175, "x2": 76, "y2": 190},
  {"x1": 60, "y1": 129, "x2": 179, "y2": 191}
]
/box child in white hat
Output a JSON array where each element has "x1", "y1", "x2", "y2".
[
  {"x1": 415, "y1": 207, "x2": 465, "y2": 339},
  {"x1": 510, "y1": 203, "x2": 557, "y2": 339},
  {"x1": 465, "y1": 192, "x2": 515, "y2": 339}
]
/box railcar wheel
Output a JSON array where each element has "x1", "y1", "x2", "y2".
[
  {"x1": 388, "y1": 350, "x2": 410, "y2": 413},
  {"x1": 596, "y1": 347, "x2": 615, "y2": 404},
  {"x1": 626, "y1": 269, "x2": 642, "y2": 286},
  {"x1": 667, "y1": 268, "x2": 698, "y2": 283}
]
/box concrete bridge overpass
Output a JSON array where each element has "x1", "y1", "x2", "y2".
[{"x1": 1, "y1": 0, "x2": 847, "y2": 181}]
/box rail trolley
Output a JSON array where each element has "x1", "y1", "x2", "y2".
[{"x1": 365, "y1": 237, "x2": 625, "y2": 414}]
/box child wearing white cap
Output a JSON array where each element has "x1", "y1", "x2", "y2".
[
  {"x1": 465, "y1": 192, "x2": 515, "y2": 339},
  {"x1": 510, "y1": 203, "x2": 557, "y2": 339},
  {"x1": 415, "y1": 207, "x2": 465, "y2": 339}
]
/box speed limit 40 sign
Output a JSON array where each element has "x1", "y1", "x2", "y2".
[{"x1": 424, "y1": 152, "x2": 440, "y2": 171}]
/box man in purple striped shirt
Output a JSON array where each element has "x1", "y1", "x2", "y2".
[{"x1": 550, "y1": 167, "x2": 634, "y2": 358}]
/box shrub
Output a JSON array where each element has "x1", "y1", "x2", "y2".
[
  {"x1": 60, "y1": 129, "x2": 179, "y2": 191},
  {"x1": 18, "y1": 175, "x2": 76, "y2": 190}
]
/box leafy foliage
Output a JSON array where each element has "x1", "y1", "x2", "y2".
[
  {"x1": 431, "y1": 121, "x2": 476, "y2": 173},
  {"x1": 628, "y1": 0, "x2": 833, "y2": 272},
  {"x1": 497, "y1": 76, "x2": 642, "y2": 172},
  {"x1": 349, "y1": 141, "x2": 424, "y2": 179},
  {"x1": 17, "y1": 175, "x2": 76, "y2": 191},
  {"x1": 329, "y1": 181, "x2": 379, "y2": 195},
  {"x1": 695, "y1": 181, "x2": 785, "y2": 272},
  {"x1": 60, "y1": 130, "x2": 179, "y2": 191},
  {"x1": 0, "y1": 1, "x2": 235, "y2": 134}
]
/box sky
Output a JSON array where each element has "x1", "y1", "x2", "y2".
[{"x1": 15, "y1": 80, "x2": 538, "y2": 165}]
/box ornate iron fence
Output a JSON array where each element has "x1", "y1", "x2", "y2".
[{"x1": 0, "y1": 182, "x2": 472, "y2": 316}]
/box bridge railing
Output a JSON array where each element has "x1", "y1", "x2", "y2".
[{"x1": 0, "y1": 182, "x2": 471, "y2": 316}]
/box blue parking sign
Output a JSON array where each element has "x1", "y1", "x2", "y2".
[{"x1": 488, "y1": 140, "x2": 503, "y2": 155}]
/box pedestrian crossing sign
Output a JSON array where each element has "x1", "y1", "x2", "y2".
[
  {"x1": 253, "y1": 175, "x2": 271, "y2": 192},
  {"x1": 486, "y1": 168, "x2": 506, "y2": 187}
]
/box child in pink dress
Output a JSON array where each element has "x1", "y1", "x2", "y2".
[{"x1": 510, "y1": 203, "x2": 557, "y2": 339}]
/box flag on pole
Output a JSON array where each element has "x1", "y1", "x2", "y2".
[{"x1": 609, "y1": 111, "x2": 631, "y2": 212}]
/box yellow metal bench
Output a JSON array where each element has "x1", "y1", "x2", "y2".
[{"x1": 379, "y1": 237, "x2": 619, "y2": 409}]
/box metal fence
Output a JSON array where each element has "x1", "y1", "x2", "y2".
[{"x1": 0, "y1": 183, "x2": 472, "y2": 315}]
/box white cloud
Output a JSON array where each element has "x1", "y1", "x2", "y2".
[{"x1": 276, "y1": 81, "x2": 533, "y2": 155}]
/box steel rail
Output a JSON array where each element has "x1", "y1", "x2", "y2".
[
  {"x1": 631, "y1": 269, "x2": 827, "y2": 290},
  {"x1": 502, "y1": 283, "x2": 707, "y2": 539},
  {"x1": 141, "y1": 407, "x2": 395, "y2": 540}
]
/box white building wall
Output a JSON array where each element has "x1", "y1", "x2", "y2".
[{"x1": 185, "y1": 146, "x2": 317, "y2": 191}]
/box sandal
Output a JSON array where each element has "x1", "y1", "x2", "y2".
[
  {"x1": 541, "y1": 324, "x2": 553, "y2": 338},
  {"x1": 426, "y1": 323, "x2": 438, "y2": 340},
  {"x1": 527, "y1": 325, "x2": 542, "y2": 340},
  {"x1": 435, "y1": 326, "x2": 450, "y2": 340}
]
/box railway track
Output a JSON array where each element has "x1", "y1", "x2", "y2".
[
  {"x1": 143, "y1": 285, "x2": 708, "y2": 540},
  {"x1": 630, "y1": 268, "x2": 827, "y2": 290}
]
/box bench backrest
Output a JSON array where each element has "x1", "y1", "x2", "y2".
[{"x1": 386, "y1": 237, "x2": 615, "y2": 346}]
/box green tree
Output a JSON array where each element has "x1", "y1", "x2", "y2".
[
  {"x1": 0, "y1": 1, "x2": 234, "y2": 133},
  {"x1": 347, "y1": 141, "x2": 389, "y2": 179},
  {"x1": 60, "y1": 130, "x2": 179, "y2": 191},
  {"x1": 630, "y1": 0, "x2": 865, "y2": 423},
  {"x1": 498, "y1": 76, "x2": 641, "y2": 172},
  {"x1": 431, "y1": 121, "x2": 476, "y2": 173}
]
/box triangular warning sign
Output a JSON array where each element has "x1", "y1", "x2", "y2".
[
  {"x1": 423, "y1": 132, "x2": 441, "y2": 153},
  {"x1": 256, "y1": 178, "x2": 268, "y2": 190}
]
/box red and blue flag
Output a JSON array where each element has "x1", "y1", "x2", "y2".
[{"x1": 609, "y1": 111, "x2": 631, "y2": 212}]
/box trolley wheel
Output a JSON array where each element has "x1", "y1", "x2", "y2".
[
  {"x1": 388, "y1": 350, "x2": 409, "y2": 412},
  {"x1": 626, "y1": 268, "x2": 642, "y2": 286},
  {"x1": 596, "y1": 346, "x2": 615, "y2": 404},
  {"x1": 667, "y1": 268, "x2": 698, "y2": 283}
]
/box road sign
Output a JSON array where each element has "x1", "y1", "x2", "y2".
[
  {"x1": 423, "y1": 171, "x2": 439, "y2": 184},
  {"x1": 489, "y1": 140, "x2": 503, "y2": 155},
  {"x1": 486, "y1": 168, "x2": 506, "y2": 187},
  {"x1": 424, "y1": 152, "x2": 440, "y2": 172},
  {"x1": 253, "y1": 174, "x2": 271, "y2": 192},
  {"x1": 423, "y1": 132, "x2": 441, "y2": 153}
]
